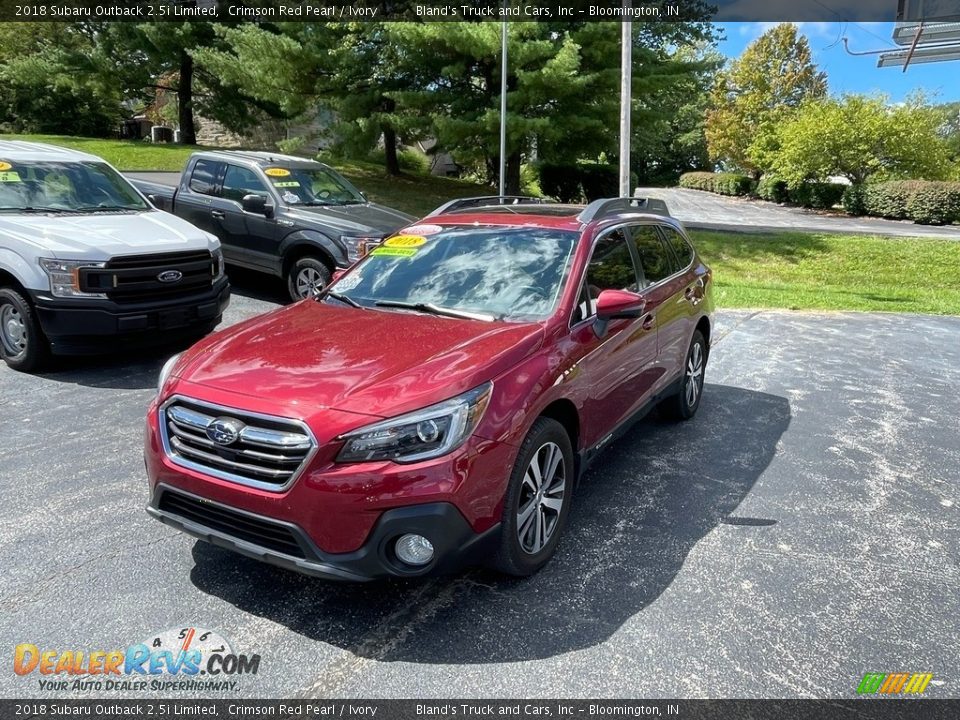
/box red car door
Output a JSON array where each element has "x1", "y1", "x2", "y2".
[{"x1": 566, "y1": 227, "x2": 659, "y2": 449}]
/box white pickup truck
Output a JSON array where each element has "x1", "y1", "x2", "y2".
[{"x1": 0, "y1": 141, "x2": 230, "y2": 372}]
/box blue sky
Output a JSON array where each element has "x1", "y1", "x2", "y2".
[{"x1": 715, "y1": 22, "x2": 960, "y2": 102}]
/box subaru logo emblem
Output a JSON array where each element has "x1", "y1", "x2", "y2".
[
  {"x1": 206, "y1": 417, "x2": 244, "y2": 446},
  {"x1": 157, "y1": 270, "x2": 183, "y2": 283}
]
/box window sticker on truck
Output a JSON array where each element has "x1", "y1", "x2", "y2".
[
  {"x1": 272, "y1": 181, "x2": 300, "y2": 188},
  {"x1": 264, "y1": 168, "x2": 290, "y2": 177},
  {"x1": 0, "y1": 161, "x2": 12, "y2": 171},
  {"x1": 0, "y1": 171, "x2": 21, "y2": 183}
]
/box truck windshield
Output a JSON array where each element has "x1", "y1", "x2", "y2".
[
  {"x1": 0, "y1": 161, "x2": 148, "y2": 213},
  {"x1": 266, "y1": 166, "x2": 365, "y2": 206},
  {"x1": 324, "y1": 227, "x2": 579, "y2": 322}
]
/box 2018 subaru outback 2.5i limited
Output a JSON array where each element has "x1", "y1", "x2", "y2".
[{"x1": 145, "y1": 196, "x2": 714, "y2": 580}]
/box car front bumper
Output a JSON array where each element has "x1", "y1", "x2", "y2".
[
  {"x1": 147, "y1": 483, "x2": 500, "y2": 581},
  {"x1": 31, "y1": 279, "x2": 230, "y2": 354}
]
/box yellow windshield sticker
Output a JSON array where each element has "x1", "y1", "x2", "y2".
[
  {"x1": 264, "y1": 168, "x2": 290, "y2": 177},
  {"x1": 384, "y1": 235, "x2": 427, "y2": 248},
  {"x1": 272, "y1": 180, "x2": 300, "y2": 188},
  {"x1": 0, "y1": 162, "x2": 12, "y2": 171},
  {"x1": 371, "y1": 246, "x2": 417, "y2": 258},
  {"x1": 0, "y1": 171, "x2": 22, "y2": 183}
]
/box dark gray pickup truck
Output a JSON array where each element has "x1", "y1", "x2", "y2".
[{"x1": 132, "y1": 151, "x2": 413, "y2": 300}]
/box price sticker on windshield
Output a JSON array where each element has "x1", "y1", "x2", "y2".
[
  {"x1": 264, "y1": 168, "x2": 290, "y2": 177},
  {"x1": 371, "y1": 246, "x2": 418, "y2": 258},
  {"x1": 0, "y1": 162, "x2": 12, "y2": 171},
  {"x1": 384, "y1": 235, "x2": 427, "y2": 248},
  {"x1": 0, "y1": 171, "x2": 21, "y2": 183},
  {"x1": 272, "y1": 180, "x2": 300, "y2": 188}
]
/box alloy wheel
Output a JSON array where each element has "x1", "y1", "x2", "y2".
[
  {"x1": 685, "y1": 341, "x2": 704, "y2": 407},
  {"x1": 295, "y1": 267, "x2": 326, "y2": 298},
  {"x1": 516, "y1": 441, "x2": 566, "y2": 555}
]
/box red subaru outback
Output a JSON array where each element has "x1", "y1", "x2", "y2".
[{"x1": 145, "y1": 197, "x2": 714, "y2": 580}]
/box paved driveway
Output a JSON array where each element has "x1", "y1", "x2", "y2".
[
  {"x1": 1, "y1": 285, "x2": 958, "y2": 698},
  {"x1": 635, "y1": 187, "x2": 960, "y2": 238}
]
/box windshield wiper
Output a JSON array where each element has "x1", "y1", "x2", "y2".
[
  {"x1": 374, "y1": 300, "x2": 495, "y2": 322},
  {"x1": 14, "y1": 206, "x2": 81, "y2": 214},
  {"x1": 324, "y1": 291, "x2": 364, "y2": 309},
  {"x1": 75, "y1": 205, "x2": 142, "y2": 213}
]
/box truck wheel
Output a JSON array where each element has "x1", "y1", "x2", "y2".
[
  {"x1": 286, "y1": 257, "x2": 331, "y2": 301},
  {"x1": 0, "y1": 288, "x2": 50, "y2": 373}
]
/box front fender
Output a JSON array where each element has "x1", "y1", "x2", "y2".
[
  {"x1": 279, "y1": 230, "x2": 345, "y2": 270},
  {"x1": 0, "y1": 248, "x2": 47, "y2": 292}
]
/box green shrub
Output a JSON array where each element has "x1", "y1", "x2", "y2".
[
  {"x1": 905, "y1": 182, "x2": 960, "y2": 225},
  {"x1": 863, "y1": 181, "x2": 919, "y2": 219},
  {"x1": 790, "y1": 182, "x2": 846, "y2": 209},
  {"x1": 539, "y1": 163, "x2": 582, "y2": 202},
  {"x1": 678, "y1": 171, "x2": 753, "y2": 196},
  {"x1": 756, "y1": 175, "x2": 790, "y2": 203},
  {"x1": 860, "y1": 180, "x2": 960, "y2": 225},
  {"x1": 842, "y1": 184, "x2": 868, "y2": 216}
]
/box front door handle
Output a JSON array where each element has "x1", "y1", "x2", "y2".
[{"x1": 210, "y1": 210, "x2": 225, "y2": 220}]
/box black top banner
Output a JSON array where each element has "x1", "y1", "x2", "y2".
[{"x1": 4, "y1": 0, "x2": 960, "y2": 23}]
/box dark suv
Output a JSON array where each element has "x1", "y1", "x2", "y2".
[
  {"x1": 132, "y1": 151, "x2": 413, "y2": 300},
  {"x1": 146, "y1": 196, "x2": 714, "y2": 580}
]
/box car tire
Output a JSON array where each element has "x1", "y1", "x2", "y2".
[
  {"x1": 659, "y1": 329, "x2": 707, "y2": 421},
  {"x1": 492, "y1": 417, "x2": 574, "y2": 577},
  {"x1": 286, "y1": 257, "x2": 332, "y2": 301},
  {"x1": 0, "y1": 287, "x2": 50, "y2": 373}
]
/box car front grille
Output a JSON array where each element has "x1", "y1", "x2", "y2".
[
  {"x1": 160, "y1": 397, "x2": 316, "y2": 491},
  {"x1": 157, "y1": 489, "x2": 307, "y2": 558},
  {"x1": 81, "y1": 250, "x2": 216, "y2": 303}
]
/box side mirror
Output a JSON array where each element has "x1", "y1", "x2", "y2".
[
  {"x1": 242, "y1": 194, "x2": 272, "y2": 216},
  {"x1": 596, "y1": 289, "x2": 646, "y2": 320},
  {"x1": 146, "y1": 194, "x2": 158, "y2": 205}
]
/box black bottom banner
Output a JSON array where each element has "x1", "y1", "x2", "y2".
[{"x1": 2, "y1": 700, "x2": 958, "y2": 720}]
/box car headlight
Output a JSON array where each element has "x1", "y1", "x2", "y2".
[
  {"x1": 157, "y1": 353, "x2": 182, "y2": 394},
  {"x1": 38, "y1": 258, "x2": 107, "y2": 298},
  {"x1": 340, "y1": 235, "x2": 382, "y2": 264},
  {"x1": 211, "y1": 248, "x2": 225, "y2": 280},
  {"x1": 336, "y1": 382, "x2": 492, "y2": 463}
]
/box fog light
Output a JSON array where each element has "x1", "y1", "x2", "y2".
[{"x1": 395, "y1": 534, "x2": 434, "y2": 566}]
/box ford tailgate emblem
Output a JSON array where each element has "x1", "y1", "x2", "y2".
[{"x1": 157, "y1": 270, "x2": 183, "y2": 283}]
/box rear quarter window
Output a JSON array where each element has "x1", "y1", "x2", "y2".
[
  {"x1": 661, "y1": 226, "x2": 695, "y2": 269},
  {"x1": 189, "y1": 160, "x2": 222, "y2": 196}
]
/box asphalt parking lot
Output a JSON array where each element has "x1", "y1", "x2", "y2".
[{"x1": 1, "y1": 278, "x2": 958, "y2": 699}]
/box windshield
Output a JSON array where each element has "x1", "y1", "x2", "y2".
[
  {"x1": 325, "y1": 227, "x2": 579, "y2": 321},
  {"x1": 0, "y1": 161, "x2": 148, "y2": 213},
  {"x1": 267, "y1": 165, "x2": 365, "y2": 206}
]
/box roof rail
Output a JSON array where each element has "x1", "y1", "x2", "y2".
[
  {"x1": 577, "y1": 197, "x2": 671, "y2": 224},
  {"x1": 425, "y1": 195, "x2": 547, "y2": 217}
]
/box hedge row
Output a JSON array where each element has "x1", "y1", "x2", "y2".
[
  {"x1": 681, "y1": 172, "x2": 960, "y2": 223},
  {"x1": 678, "y1": 171, "x2": 754, "y2": 196},
  {"x1": 540, "y1": 163, "x2": 637, "y2": 203},
  {"x1": 854, "y1": 181, "x2": 960, "y2": 225}
]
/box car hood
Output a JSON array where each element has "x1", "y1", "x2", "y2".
[
  {"x1": 284, "y1": 202, "x2": 414, "y2": 237},
  {"x1": 175, "y1": 300, "x2": 544, "y2": 419},
  {"x1": 0, "y1": 209, "x2": 217, "y2": 260}
]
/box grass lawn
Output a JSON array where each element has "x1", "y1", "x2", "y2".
[
  {"x1": 2, "y1": 134, "x2": 493, "y2": 216},
  {"x1": 690, "y1": 230, "x2": 960, "y2": 316}
]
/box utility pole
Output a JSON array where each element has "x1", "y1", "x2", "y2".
[
  {"x1": 499, "y1": 19, "x2": 508, "y2": 196},
  {"x1": 619, "y1": 14, "x2": 633, "y2": 197}
]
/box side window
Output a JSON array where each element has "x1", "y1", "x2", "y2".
[
  {"x1": 660, "y1": 226, "x2": 694, "y2": 269},
  {"x1": 573, "y1": 230, "x2": 638, "y2": 323},
  {"x1": 630, "y1": 225, "x2": 678, "y2": 287},
  {"x1": 222, "y1": 165, "x2": 269, "y2": 203},
  {"x1": 189, "y1": 160, "x2": 222, "y2": 196}
]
